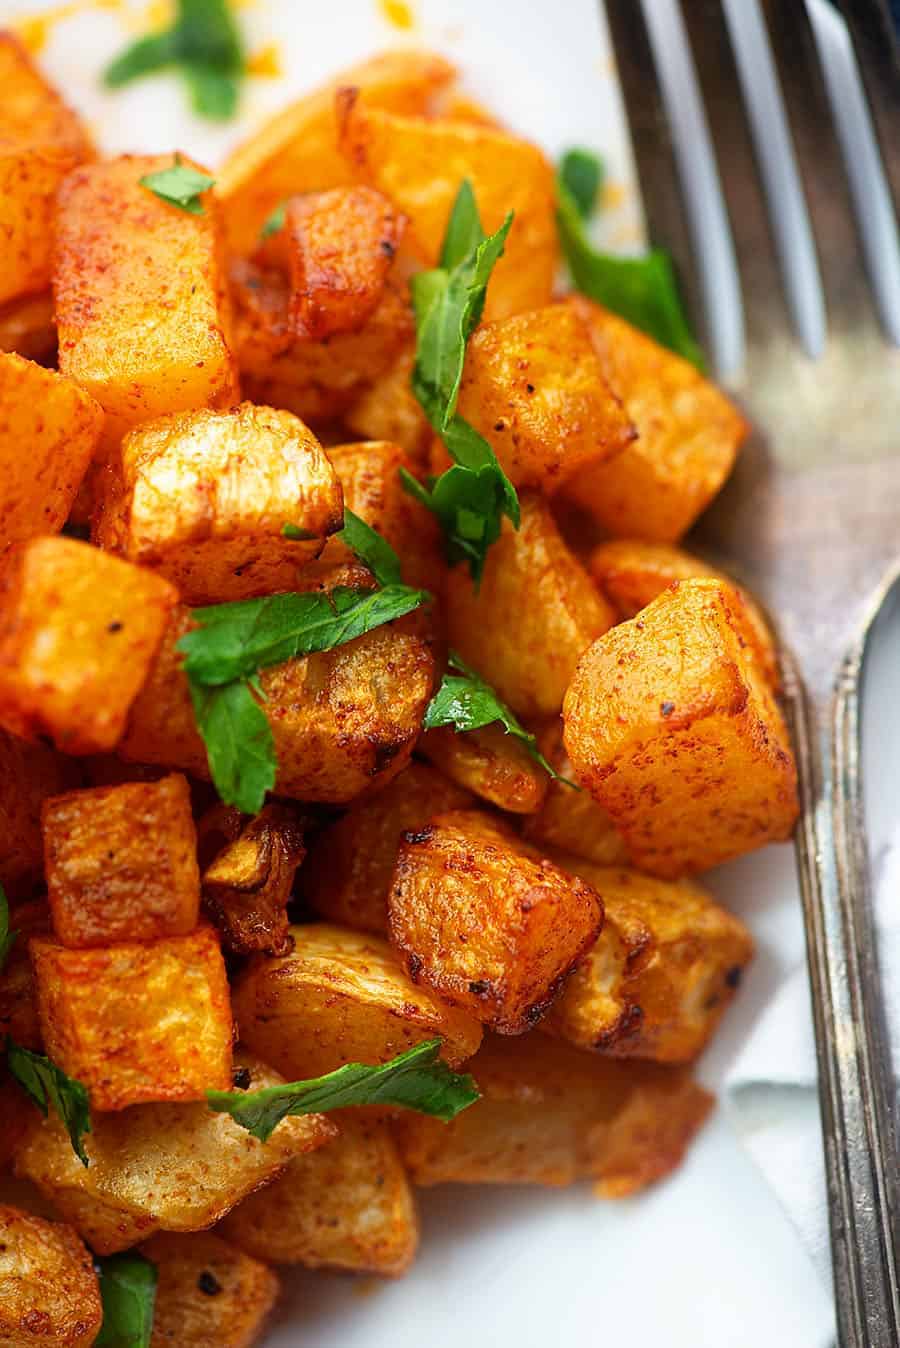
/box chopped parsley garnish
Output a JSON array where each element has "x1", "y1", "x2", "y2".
[
  {"x1": 260, "y1": 201, "x2": 287, "y2": 239},
  {"x1": 139, "y1": 155, "x2": 216, "y2": 215},
  {"x1": 95, "y1": 1253, "x2": 158, "y2": 1348},
  {"x1": 6, "y1": 1039, "x2": 92, "y2": 1167}
]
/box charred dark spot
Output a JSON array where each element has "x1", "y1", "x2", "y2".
[
  {"x1": 660, "y1": 701, "x2": 675, "y2": 717},
  {"x1": 468, "y1": 980, "x2": 491, "y2": 997},
  {"x1": 232, "y1": 1066, "x2": 252, "y2": 1089},
  {"x1": 380, "y1": 238, "x2": 396, "y2": 257},
  {"x1": 493, "y1": 419, "x2": 506, "y2": 432},
  {"x1": 525, "y1": 382, "x2": 535, "y2": 394},
  {"x1": 197, "y1": 1271, "x2": 222, "y2": 1296},
  {"x1": 725, "y1": 965, "x2": 743, "y2": 989},
  {"x1": 407, "y1": 953, "x2": 423, "y2": 980},
  {"x1": 402, "y1": 827, "x2": 433, "y2": 846},
  {"x1": 107, "y1": 621, "x2": 123, "y2": 634}
]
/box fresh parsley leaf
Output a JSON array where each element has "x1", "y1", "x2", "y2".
[
  {"x1": 188, "y1": 679, "x2": 276, "y2": 815},
  {"x1": 0, "y1": 884, "x2": 15, "y2": 971},
  {"x1": 337, "y1": 509, "x2": 402, "y2": 587},
  {"x1": 6, "y1": 1039, "x2": 92, "y2": 1167},
  {"x1": 281, "y1": 522, "x2": 317, "y2": 541},
  {"x1": 178, "y1": 586, "x2": 427, "y2": 687},
  {"x1": 560, "y1": 147, "x2": 604, "y2": 221},
  {"x1": 405, "y1": 182, "x2": 519, "y2": 581},
  {"x1": 424, "y1": 651, "x2": 576, "y2": 785},
  {"x1": 260, "y1": 201, "x2": 287, "y2": 240},
  {"x1": 103, "y1": 0, "x2": 245, "y2": 122},
  {"x1": 207, "y1": 1038, "x2": 479, "y2": 1142},
  {"x1": 557, "y1": 160, "x2": 704, "y2": 369},
  {"x1": 139, "y1": 155, "x2": 216, "y2": 215},
  {"x1": 95, "y1": 1253, "x2": 158, "y2": 1348}
]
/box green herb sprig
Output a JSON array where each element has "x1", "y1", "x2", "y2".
[
  {"x1": 557, "y1": 148, "x2": 704, "y2": 369},
  {"x1": 0, "y1": 885, "x2": 15, "y2": 971},
  {"x1": 95, "y1": 1253, "x2": 158, "y2": 1348},
  {"x1": 178, "y1": 512, "x2": 429, "y2": 813},
  {"x1": 402, "y1": 181, "x2": 520, "y2": 582},
  {"x1": 424, "y1": 652, "x2": 577, "y2": 786},
  {"x1": 6, "y1": 1039, "x2": 92, "y2": 1167},
  {"x1": 207, "y1": 1038, "x2": 479, "y2": 1142},
  {"x1": 260, "y1": 201, "x2": 287, "y2": 240},
  {"x1": 104, "y1": 0, "x2": 245, "y2": 122},
  {"x1": 139, "y1": 155, "x2": 216, "y2": 215}
]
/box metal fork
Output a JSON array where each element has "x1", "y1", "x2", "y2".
[{"x1": 603, "y1": 1, "x2": 900, "y2": 1342}]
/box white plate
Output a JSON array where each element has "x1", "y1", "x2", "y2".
[{"x1": 0, "y1": 1, "x2": 837, "y2": 1343}]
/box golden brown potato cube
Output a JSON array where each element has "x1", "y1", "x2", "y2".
[
  {"x1": 233, "y1": 260, "x2": 414, "y2": 425},
  {"x1": 542, "y1": 859, "x2": 754, "y2": 1061},
  {"x1": 218, "y1": 49, "x2": 454, "y2": 253},
  {"x1": 0, "y1": 537, "x2": 178, "y2": 754},
  {"x1": 0, "y1": 733, "x2": 76, "y2": 901},
  {"x1": 394, "y1": 1033, "x2": 712, "y2": 1194},
  {"x1": 419, "y1": 725, "x2": 548, "y2": 814},
  {"x1": 121, "y1": 605, "x2": 435, "y2": 804},
  {"x1": 590, "y1": 538, "x2": 780, "y2": 688},
  {"x1": 563, "y1": 579, "x2": 799, "y2": 877},
  {"x1": 31, "y1": 926, "x2": 232, "y2": 1111},
  {"x1": 94, "y1": 402, "x2": 343, "y2": 605},
  {"x1": 0, "y1": 900, "x2": 49, "y2": 1051},
  {"x1": 339, "y1": 97, "x2": 556, "y2": 321},
  {"x1": 201, "y1": 802, "x2": 306, "y2": 956},
  {"x1": 456, "y1": 305, "x2": 634, "y2": 490},
  {"x1": 521, "y1": 720, "x2": 628, "y2": 865},
  {"x1": 446, "y1": 493, "x2": 616, "y2": 719},
  {"x1": 15, "y1": 1053, "x2": 336, "y2": 1254},
  {"x1": 0, "y1": 353, "x2": 102, "y2": 547},
  {"x1": 220, "y1": 1113, "x2": 417, "y2": 1274},
  {"x1": 0, "y1": 34, "x2": 93, "y2": 306},
  {"x1": 233, "y1": 922, "x2": 482, "y2": 1078},
  {"x1": 388, "y1": 810, "x2": 603, "y2": 1033},
  {"x1": 54, "y1": 153, "x2": 238, "y2": 457},
  {"x1": 0, "y1": 291, "x2": 55, "y2": 363},
  {"x1": 562, "y1": 297, "x2": 746, "y2": 541},
  {"x1": 42, "y1": 774, "x2": 200, "y2": 948},
  {"x1": 344, "y1": 347, "x2": 431, "y2": 463},
  {"x1": 284, "y1": 185, "x2": 406, "y2": 338},
  {"x1": 140, "y1": 1233, "x2": 279, "y2": 1348},
  {"x1": 316, "y1": 439, "x2": 442, "y2": 594},
  {"x1": 0, "y1": 1205, "x2": 101, "y2": 1348},
  {"x1": 301, "y1": 760, "x2": 472, "y2": 934}
]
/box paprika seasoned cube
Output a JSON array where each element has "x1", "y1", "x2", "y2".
[
  {"x1": 339, "y1": 96, "x2": 557, "y2": 320},
  {"x1": 218, "y1": 49, "x2": 454, "y2": 253},
  {"x1": 446, "y1": 493, "x2": 616, "y2": 719},
  {"x1": 120, "y1": 605, "x2": 435, "y2": 805},
  {"x1": 563, "y1": 579, "x2": 799, "y2": 877},
  {"x1": 562, "y1": 297, "x2": 746, "y2": 541},
  {"x1": 542, "y1": 859, "x2": 755, "y2": 1062},
  {"x1": 522, "y1": 719, "x2": 628, "y2": 865},
  {"x1": 233, "y1": 922, "x2": 482, "y2": 1079},
  {"x1": 344, "y1": 348, "x2": 431, "y2": 462},
  {"x1": 220, "y1": 1115, "x2": 418, "y2": 1275},
  {"x1": 590, "y1": 537, "x2": 780, "y2": 688},
  {"x1": 0, "y1": 537, "x2": 178, "y2": 754},
  {"x1": 394, "y1": 1034, "x2": 712, "y2": 1194},
  {"x1": 42, "y1": 775, "x2": 200, "y2": 948},
  {"x1": 0, "y1": 354, "x2": 103, "y2": 547},
  {"x1": 455, "y1": 305, "x2": 635, "y2": 490},
  {"x1": 94, "y1": 403, "x2": 343, "y2": 605},
  {"x1": 0, "y1": 732, "x2": 76, "y2": 900},
  {"x1": 139, "y1": 1233, "x2": 279, "y2": 1348},
  {"x1": 419, "y1": 725, "x2": 548, "y2": 814},
  {"x1": 0, "y1": 1205, "x2": 102, "y2": 1348},
  {"x1": 16, "y1": 1053, "x2": 336, "y2": 1254},
  {"x1": 388, "y1": 810, "x2": 603, "y2": 1033},
  {"x1": 201, "y1": 801, "x2": 306, "y2": 956},
  {"x1": 284, "y1": 186, "x2": 406, "y2": 339},
  {"x1": 0, "y1": 34, "x2": 93, "y2": 306},
  {"x1": 54, "y1": 154, "x2": 239, "y2": 456},
  {"x1": 302, "y1": 760, "x2": 472, "y2": 934},
  {"x1": 31, "y1": 926, "x2": 232, "y2": 1111}
]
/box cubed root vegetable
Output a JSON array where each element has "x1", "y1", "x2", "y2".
[
  {"x1": 0, "y1": 1204, "x2": 102, "y2": 1348},
  {"x1": 563, "y1": 578, "x2": 799, "y2": 877},
  {"x1": 139, "y1": 1233, "x2": 280, "y2": 1348},
  {"x1": 200, "y1": 801, "x2": 306, "y2": 955},
  {"x1": 418, "y1": 724, "x2": 549, "y2": 814},
  {"x1": 0, "y1": 732, "x2": 77, "y2": 901},
  {"x1": 388, "y1": 810, "x2": 604, "y2": 1033},
  {"x1": 521, "y1": 719, "x2": 629, "y2": 866},
  {"x1": 394, "y1": 1034, "x2": 713, "y2": 1194}
]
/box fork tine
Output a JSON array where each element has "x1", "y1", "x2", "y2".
[
  {"x1": 836, "y1": 0, "x2": 900, "y2": 203},
  {"x1": 603, "y1": 0, "x2": 740, "y2": 376}
]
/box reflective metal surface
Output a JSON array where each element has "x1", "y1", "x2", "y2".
[{"x1": 604, "y1": 1, "x2": 900, "y2": 1341}]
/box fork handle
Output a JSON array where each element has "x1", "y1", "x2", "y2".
[{"x1": 784, "y1": 651, "x2": 900, "y2": 1346}]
